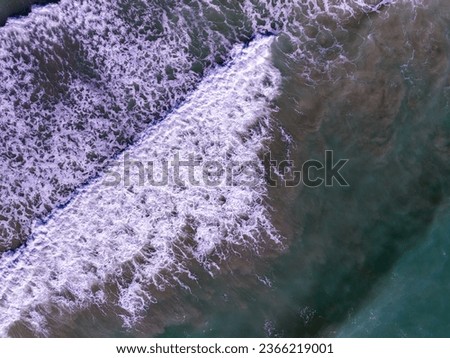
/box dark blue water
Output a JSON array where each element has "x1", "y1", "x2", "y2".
[{"x1": 0, "y1": 0, "x2": 58, "y2": 25}]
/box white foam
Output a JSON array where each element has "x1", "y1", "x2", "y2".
[
  {"x1": 0, "y1": 0, "x2": 417, "y2": 252},
  {"x1": 0, "y1": 0, "x2": 241, "y2": 249},
  {"x1": 241, "y1": 0, "x2": 423, "y2": 83},
  {"x1": 0, "y1": 36, "x2": 282, "y2": 337}
]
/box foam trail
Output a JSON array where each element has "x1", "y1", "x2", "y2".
[
  {"x1": 0, "y1": 0, "x2": 243, "y2": 250},
  {"x1": 0, "y1": 0, "x2": 414, "y2": 251},
  {"x1": 0, "y1": 36, "x2": 281, "y2": 337}
]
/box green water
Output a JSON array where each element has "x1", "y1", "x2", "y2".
[{"x1": 337, "y1": 202, "x2": 450, "y2": 337}]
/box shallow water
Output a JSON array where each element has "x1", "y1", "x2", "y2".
[{"x1": 0, "y1": 0, "x2": 449, "y2": 337}]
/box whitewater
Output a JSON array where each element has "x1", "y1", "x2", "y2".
[{"x1": 0, "y1": 36, "x2": 282, "y2": 337}]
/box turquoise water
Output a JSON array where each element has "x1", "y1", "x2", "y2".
[{"x1": 337, "y1": 202, "x2": 450, "y2": 337}]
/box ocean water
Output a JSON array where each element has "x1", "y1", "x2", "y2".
[
  {"x1": 0, "y1": 0, "x2": 58, "y2": 26},
  {"x1": 0, "y1": 0, "x2": 449, "y2": 337}
]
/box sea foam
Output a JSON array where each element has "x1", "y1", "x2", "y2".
[{"x1": 0, "y1": 36, "x2": 281, "y2": 337}]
